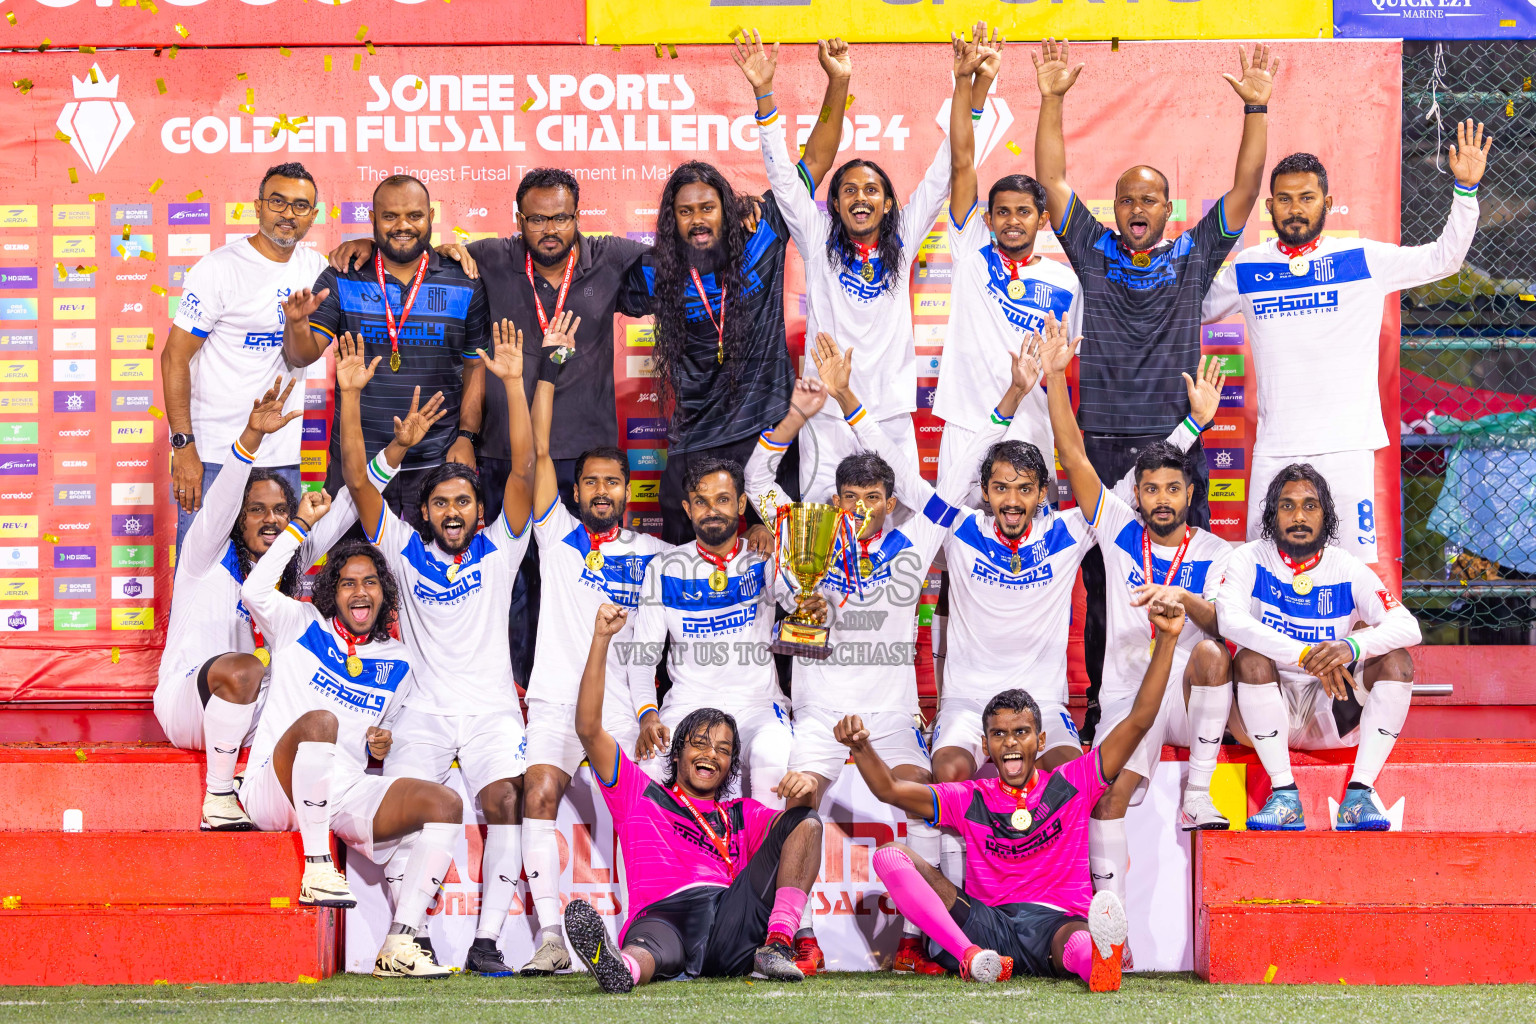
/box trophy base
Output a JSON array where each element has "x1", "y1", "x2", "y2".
[{"x1": 770, "y1": 619, "x2": 832, "y2": 661}]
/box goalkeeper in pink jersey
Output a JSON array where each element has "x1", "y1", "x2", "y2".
[{"x1": 835, "y1": 596, "x2": 1188, "y2": 990}]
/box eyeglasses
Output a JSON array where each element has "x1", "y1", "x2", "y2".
[
  {"x1": 260, "y1": 196, "x2": 316, "y2": 215},
  {"x1": 522, "y1": 213, "x2": 575, "y2": 228}
]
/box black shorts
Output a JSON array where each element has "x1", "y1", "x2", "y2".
[
  {"x1": 622, "y1": 805, "x2": 814, "y2": 980},
  {"x1": 928, "y1": 890, "x2": 1083, "y2": 979}
]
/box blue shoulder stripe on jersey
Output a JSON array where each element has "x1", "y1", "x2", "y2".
[
  {"x1": 660, "y1": 559, "x2": 768, "y2": 610},
  {"x1": 824, "y1": 528, "x2": 915, "y2": 592},
  {"x1": 951, "y1": 200, "x2": 978, "y2": 232},
  {"x1": 1059, "y1": 192, "x2": 1082, "y2": 234},
  {"x1": 924, "y1": 785, "x2": 941, "y2": 829},
  {"x1": 365, "y1": 503, "x2": 386, "y2": 545},
  {"x1": 1111, "y1": 520, "x2": 1212, "y2": 593},
  {"x1": 533, "y1": 498, "x2": 561, "y2": 527},
  {"x1": 954, "y1": 513, "x2": 1078, "y2": 571},
  {"x1": 310, "y1": 322, "x2": 337, "y2": 342},
  {"x1": 1215, "y1": 195, "x2": 1243, "y2": 239},
  {"x1": 922, "y1": 493, "x2": 958, "y2": 530},
  {"x1": 400, "y1": 527, "x2": 498, "y2": 586},
  {"x1": 189, "y1": 326, "x2": 210, "y2": 339},
  {"x1": 1251, "y1": 564, "x2": 1356, "y2": 622},
  {"x1": 219, "y1": 539, "x2": 243, "y2": 584},
  {"x1": 796, "y1": 160, "x2": 815, "y2": 196},
  {"x1": 295, "y1": 620, "x2": 409, "y2": 709},
  {"x1": 503, "y1": 508, "x2": 530, "y2": 539},
  {"x1": 1235, "y1": 247, "x2": 1372, "y2": 295}
]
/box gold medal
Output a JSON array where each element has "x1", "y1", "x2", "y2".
[
  {"x1": 1131, "y1": 251, "x2": 1152, "y2": 268},
  {"x1": 253, "y1": 647, "x2": 271, "y2": 668},
  {"x1": 859, "y1": 556, "x2": 874, "y2": 579},
  {"x1": 708, "y1": 569, "x2": 728, "y2": 592},
  {"x1": 1006, "y1": 278, "x2": 1026, "y2": 301},
  {"x1": 860, "y1": 260, "x2": 875, "y2": 283},
  {"x1": 1149, "y1": 638, "x2": 1157, "y2": 660},
  {"x1": 586, "y1": 549, "x2": 605, "y2": 572},
  {"x1": 446, "y1": 564, "x2": 458, "y2": 583},
  {"x1": 1289, "y1": 256, "x2": 1310, "y2": 276},
  {"x1": 1010, "y1": 552, "x2": 1021, "y2": 574},
  {"x1": 1011, "y1": 807, "x2": 1032, "y2": 831},
  {"x1": 1292, "y1": 572, "x2": 1313, "y2": 595},
  {"x1": 389, "y1": 350, "x2": 401, "y2": 372},
  {"x1": 346, "y1": 654, "x2": 363, "y2": 677},
  {"x1": 717, "y1": 345, "x2": 724, "y2": 365}
]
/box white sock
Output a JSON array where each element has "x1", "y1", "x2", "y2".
[
  {"x1": 938, "y1": 828, "x2": 965, "y2": 890},
  {"x1": 202, "y1": 695, "x2": 255, "y2": 794},
  {"x1": 798, "y1": 899, "x2": 815, "y2": 935},
  {"x1": 904, "y1": 819, "x2": 942, "y2": 937},
  {"x1": 476, "y1": 823, "x2": 522, "y2": 941},
  {"x1": 1186, "y1": 681, "x2": 1233, "y2": 791},
  {"x1": 291, "y1": 741, "x2": 335, "y2": 859},
  {"x1": 393, "y1": 821, "x2": 457, "y2": 933},
  {"x1": 523, "y1": 817, "x2": 563, "y2": 940},
  {"x1": 1237, "y1": 682, "x2": 1294, "y2": 788},
  {"x1": 1352, "y1": 678, "x2": 1412, "y2": 789},
  {"x1": 1088, "y1": 817, "x2": 1128, "y2": 905},
  {"x1": 383, "y1": 830, "x2": 416, "y2": 912}
]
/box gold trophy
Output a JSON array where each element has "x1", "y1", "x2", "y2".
[{"x1": 766, "y1": 501, "x2": 852, "y2": 661}]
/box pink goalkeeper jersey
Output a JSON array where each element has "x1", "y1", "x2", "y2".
[
  {"x1": 595, "y1": 749, "x2": 780, "y2": 937},
  {"x1": 928, "y1": 751, "x2": 1109, "y2": 915}
]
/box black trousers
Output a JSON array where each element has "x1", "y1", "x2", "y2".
[{"x1": 1078, "y1": 431, "x2": 1209, "y2": 743}]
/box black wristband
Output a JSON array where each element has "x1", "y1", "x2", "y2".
[
  {"x1": 1243, "y1": 104, "x2": 1268, "y2": 115},
  {"x1": 538, "y1": 355, "x2": 561, "y2": 384}
]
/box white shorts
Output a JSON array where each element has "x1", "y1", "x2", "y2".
[
  {"x1": 800, "y1": 407, "x2": 918, "y2": 507},
  {"x1": 383, "y1": 706, "x2": 527, "y2": 808},
  {"x1": 241, "y1": 756, "x2": 401, "y2": 864},
  {"x1": 937, "y1": 418, "x2": 1058, "y2": 511},
  {"x1": 1248, "y1": 450, "x2": 1378, "y2": 563},
  {"x1": 1093, "y1": 646, "x2": 1196, "y2": 783},
  {"x1": 153, "y1": 657, "x2": 263, "y2": 751},
  {"x1": 1273, "y1": 669, "x2": 1361, "y2": 751},
  {"x1": 789, "y1": 705, "x2": 929, "y2": 781},
  {"x1": 524, "y1": 699, "x2": 642, "y2": 777},
  {"x1": 931, "y1": 694, "x2": 1080, "y2": 766},
  {"x1": 654, "y1": 698, "x2": 794, "y2": 793}
]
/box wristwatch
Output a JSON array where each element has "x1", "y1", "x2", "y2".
[
  {"x1": 1243, "y1": 104, "x2": 1268, "y2": 115},
  {"x1": 170, "y1": 432, "x2": 194, "y2": 450},
  {"x1": 456, "y1": 429, "x2": 481, "y2": 446}
]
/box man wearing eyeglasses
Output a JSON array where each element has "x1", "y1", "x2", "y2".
[{"x1": 163, "y1": 162, "x2": 327, "y2": 552}]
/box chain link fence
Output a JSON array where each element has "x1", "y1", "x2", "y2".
[{"x1": 1401, "y1": 41, "x2": 1536, "y2": 644}]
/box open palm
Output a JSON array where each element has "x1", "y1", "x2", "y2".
[{"x1": 1033, "y1": 38, "x2": 1083, "y2": 98}]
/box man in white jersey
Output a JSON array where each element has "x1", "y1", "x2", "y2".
[
  {"x1": 155, "y1": 378, "x2": 356, "y2": 831},
  {"x1": 517, "y1": 311, "x2": 674, "y2": 976},
  {"x1": 239, "y1": 493, "x2": 465, "y2": 979},
  {"x1": 1202, "y1": 121, "x2": 1491, "y2": 562},
  {"x1": 164, "y1": 162, "x2": 327, "y2": 551},
  {"x1": 732, "y1": 28, "x2": 994, "y2": 503},
  {"x1": 1040, "y1": 324, "x2": 1231, "y2": 963},
  {"x1": 1218, "y1": 465, "x2": 1421, "y2": 831},
  {"x1": 336, "y1": 325, "x2": 535, "y2": 976}
]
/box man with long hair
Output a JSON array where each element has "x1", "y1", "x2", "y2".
[
  {"x1": 335, "y1": 320, "x2": 535, "y2": 976},
  {"x1": 1218, "y1": 464, "x2": 1421, "y2": 831},
  {"x1": 239, "y1": 496, "x2": 465, "y2": 979},
  {"x1": 1202, "y1": 126, "x2": 1490, "y2": 563},
  {"x1": 155, "y1": 377, "x2": 357, "y2": 831},
  {"x1": 563, "y1": 604, "x2": 823, "y2": 992}
]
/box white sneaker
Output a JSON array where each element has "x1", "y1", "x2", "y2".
[
  {"x1": 1086, "y1": 890, "x2": 1128, "y2": 992},
  {"x1": 299, "y1": 861, "x2": 356, "y2": 908},
  {"x1": 200, "y1": 791, "x2": 255, "y2": 832},
  {"x1": 1179, "y1": 789, "x2": 1231, "y2": 831},
  {"x1": 374, "y1": 934, "x2": 452, "y2": 979},
  {"x1": 519, "y1": 933, "x2": 572, "y2": 976}
]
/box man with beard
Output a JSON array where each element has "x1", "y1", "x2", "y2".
[
  {"x1": 335, "y1": 324, "x2": 536, "y2": 975},
  {"x1": 239, "y1": 498, "x2": 465, "y2": 979},
  {"x1": 1202, "y1": 125, "x2": 1490, "y2": 562},
  {"x1": 1218, "y1": 466, "x2": 1422, "y2": 831},
  {"x1": 515, "y1": 310, "x2": 674, "y2": 976},
  {"x1": 282, "y1": 174, "x2": 489, "y2": 517},
  {"x1": 563, "y1": 604, "x2": 823, "y2": 992},
  {"x1": 734, "y1": 28, "x2": 990, "y2": 504},
  {"x1": 156, "y1": 378, "x2": 358, "y2": 830},
  {"x1": 164, "y1": 162, "x2": 326, "y2": 551}
]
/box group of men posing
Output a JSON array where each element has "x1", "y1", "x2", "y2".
[{"x1": 153, "y1": 29, "x2": 1490, "y2": 989}]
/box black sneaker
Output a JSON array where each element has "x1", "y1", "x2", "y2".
[
  {"x1": 464, "y1": 938, "x2": 516, "y2": 977},
  {"x1": 752, "y1": 940, "x2": 805, "y2": 982},
  {"x1": 563, "y1": 898, "x2": 633, "y2": 994}
]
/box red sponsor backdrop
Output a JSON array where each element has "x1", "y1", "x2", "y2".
[{"x1": 0, "y1": 41, "x2": 1402, "y2": 699}]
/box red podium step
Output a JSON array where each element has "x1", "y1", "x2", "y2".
[{"x1": 0, "y1": 746, "x2": 212, "y2": 831}]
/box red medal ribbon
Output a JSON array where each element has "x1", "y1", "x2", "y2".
[
  {"x1": 525, "y1": 250, "x2": 576, "y2": 333},
  {"x1": 857, "y1": 530, "x2": 882, "y2": 564},
  {"x1": 252, "y1": 624, "x2": 267, "y2": 652},
  {"x1": 994, "y1": 520, "x2": 1031, "y2": 563},
  {"x1": 1142, "y1": 525, "x2": 1193, "y2": 643},
  {"x1": 852, "y1": 239, "x2": 876, "y2": 265},
  {"x1": 1276, "y1": 237, "x2": 1322, "y2": 260},
  {"x1": 1278, "y1": 549, "x2": 1324, "y2": 576},
  {"x1": 998, "y1": 249, "x2": 1029, "y2": 281},
  {"x1": 999, "y1": 771, "x2": 1041, "y2": 814},
  {"x1": 672, "y1": 786, "x2": 733, "y2": 869},
  {"x1": 688, "y1": 268, "x2": 727, "y2": 363},
  {"x1": 373, "y1": 250, "x2": 430, "y2": 365},
  {"x1": 588, "y1": 524, "x2": 620, "y2": 552},
  {"x1": 332, "y1": 616, "x2": 369, "y2": 658},
  {"x1": 696, "y1": 538, "x2": 741, "y2": 577}
]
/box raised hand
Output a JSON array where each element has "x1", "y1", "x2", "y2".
[
  {"x1": 1039, "y1": 311, "x2": 1081, "y2": 376},
  {"x1": 732, "y1": 28, "x2": 779, "y2": 96},
  {"x1": 1032, "y1": 37, "x2": 1083, "y2": 98},
  {"x1": 817, "y1": 37, "x2": 851, "y2": 81},
  {"x1": 282, "y1": 286, "x2": 329, "y2": 325},
  {"x1": 833, "y1": 714, "x2": 871, "y2": 753},
  {"x1": 594, "y1": 602, "x2": 628, "y2": 637},
  {"x1": 952, "y1": 30, "x2": 984, "y2": 78},
  {"x1": 335, "y1": 331, "x2": 382, "y2": 394},
  {"x1": 975, "y1": 22, "x2": 1004, "y2": 81},
  {"x1": 1011, "y1": 332, "x2": 1043, "y2": 394},
  {"x1": 1448, "y1": 118, "x2": 1491, "y2": 189},
  {"x1": 789, "y1": 376, "x2": 829, "y2": 422},
  {"x1": 247, "y1": 376, "x2": 302, "y2": 436},
  {"x1": 477, "y1": 319, "x2": 524, "y2": 382},
  {"x1": 1183, "y1": 355, "x2": 1227, "y2": 428},
  {"x1": 1222, "y1": 42, "x2": 1279, "y2": 106},
  {"x1": 391, "y1": 385, "x2": 447, "y2": 450},
  {"x1": 294, "y1": 488, "x2": 332, "y2": 527},
  {"x1": 810, "y1": 332, "x2": 853, "y2": 401},
  {"x1": 542, "y1": 309, "x2": 581, "y2": 354}
]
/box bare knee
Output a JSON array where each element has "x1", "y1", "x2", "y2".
[
  {"x1": 423, "y1": 784, "x2": 464, "y2": 825},
  {"x1": 522, "y1": 769, "x2": 566, "y2": 819},
  {"x1": 291, "y1": 709, "x2": 338, "y2": 744},
  {"x1": 1364, "y1": 648, "x2": 1415, "y2": 690},
  {"x1": 208, "y1": 654, "x2": 265, "y2": 704},
  {"x1": 477, "y1": 777, "x2": 522, "y2": 825},
  {"x1": 791, "y1": 810, "x2": 822, "y2": 841},
  {"x1": 931, "y1": 748, "x2": 974, "y2": 784},
  {"x1": 1233, "y1": 647, "x2": 1278, "y2": 685},
  {"x1": 1190, "y1": 639, "x2": 1232, "y2": 686}
]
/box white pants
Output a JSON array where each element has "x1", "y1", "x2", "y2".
[
  {"x1": 1093, "y1": 652, "x2": 1196, "y2": 788},
  {"x1": 790, "y1": 705, "x2": 928, "y2": 780},
  {"x1": 932, "y1": 694, "x2": 1080, "y2": 765},
  {"x1": 242, "y1": 756, "x2": 401, "y2": 864},
  {"x1": 800, "y1": 406, "x2": 918, "y2": 507},
  {"x1": 652, "y1": 698, "x2": 794, "y2": 800},
  {"x1": 1248, "y1": 450, "x2": 1378, "y2": 563},
  {"x1": 383, "y1": 706, "x2": 527, "y2": 809},
  {"x1": 524, "y1": 698, "x2": 642, "y2": 777}
]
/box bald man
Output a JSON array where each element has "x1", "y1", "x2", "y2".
[{"x1": 1031, "y1": 39, "x2": 1277, "y2": 742}]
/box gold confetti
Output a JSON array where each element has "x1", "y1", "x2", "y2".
[
  {"x1": 68, "y1": 167, "x2": 78, "y2": 183},
  {"x1": 364, "y1": 41, "x2": 375, "y2": 56},
  {"x1": 55, "y1": 129, "x2": 72, "y2": 143},
  {"x1": 76, "y1": 264, "x2": 97, "y2": 273},
  {"x1": 1519, "y1": 293, "x2": 1535, "y2": 302},
  {"x1": 148, "y1": 405, "x2": 165, "y2": 418},
  {"x1": 121, "y1": 225, "x2": 131, "y2": 240},
  {"x1": 150, "y1": 285, "x2": 166, "y2": 296},
  {"x1": 667, "y1": 44, "x2": 678, "y2": 59},
  {"x1": 654, "y1": 43, "x2": 664, "y2": 59},
  {"x1": 329, "y1": 204, "x2": 340, "y2": 219},
  {"x1": 55, "y1": 263, "x2": 65, "y2": 280},
  {"x1": 414, "y1": 79, "x2": 422, "y2": 89},
  {"x1": 122, "y1": 0, "x2": 137, "y2": 7},
  {"x1": 521, "y1": 95, "x2": 535, "y2": 111},
  {"x1": 142, "y1": 0, "x2": 157, "y2": 11},
  {"x1": 355, "y1": 24, "x2": 369, "y2": 41},
  {"x1": 149, "y1": 178, "x2": 164, "y2": 193},
  {"x1": 452, "y1": 226, "x2": 469, "y2": 239},
  {"x1": 352, "y1": 53, "x2": 362, "y2": 71},
  {"x1": 88, "y1": 67, "x2": 99, "y2": 84},
  {"x1": 167, "y1": 45, "x2": 179, "y2": 59},
  {"x1": 324, "y1": 55, "x2": 332, "y2": 72},
  {"x1": 145, "y1": 330, "x2": 155, "y2": 350},
  {"x1": 2, "y1": 896, "x2": 19, "y2": 910},
  {"x1": 174, "y1": 23, "x2": 189, "y2": 38},
  {"x1": 185, "y1": 188, "x2": 203, "y2": 200},
  {"x1": 1507, "y1": 99, "x2": 1515, "y2": 117},
  {"x1": 75, "y1": 749, "x2": 86, "y2": 761},
  {"x1": 296, "y1": 975, "x2": 318, "y2": 984},
  {"x1": 1005, "y1": 140, "x2": 1021, "y2": 155},
  {"x1": 4, "y1": 12, "x2": 14, "y2": 25},
  {"x1": 611, "y1": 44, "x2": 621, "y2": 51},
  {"x1": 237, "y1": 71, "x2": 248, "y2": 81},
  {"x1": 88, "y1": 193, "x2": 103, "y2": 202},
  {"x1": 233, "y1": 202, "x2": 244, "y2": 219},
  {"x1": 142, "y1": 250, "x2": 156, "y2": 262},
  {"x1": 1524, "y1": 76, "x2": 1532, "y2": 92},
  {"x1": 80, "y1": 45, "x2": 96, "y2": 54},
  {"x1": 152, "y1": 980, "x2": 170, "y2": 986},
  {"x1": 279, "y1": 46, "x2": 291, "y2": 57},
  {"x1": 1263, "y1": 964, "x2": 1278, "y2": 983},
  {"x1": 1111, "y1": 36, "x2": 1120, "y2": 52},
  {"x1": 156, "y1": 77, "x2": 166, "y2": 94},
  {"x1": 44, "y1": 534, "x2": 59, "y2": 543},
  {"x1": 845, "y1": 95, "x2": 855, "y2": 110},
  {"x1": 818, "y1": 104, "x2": 831, "y2": 124},
  {"x1": 12, "y1": 78, "x2": 34, "y2": 94},
  {"x1": 110, "y1": 647, "x2": 120, "y2": 664},
  {"x1": 271, "y1": 897, "x2": 291, "y2": 908},
  {"x1": 116, "y1": 246, "x2": 126, "y2": 257},
  {"x1": 38, "y1": 38, "x2": 51, "y2": 52}
]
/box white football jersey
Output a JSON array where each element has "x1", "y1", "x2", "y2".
[
  {"x1": 242, "y1": 522, "x2": 415, "y2": 777},
  {"x1": 172, "y1": 239, "x2": 326, "y2": 467},
  {"x1": 1216, "y1": 540, "x2": 1422, "y2": 669},
  {"x1": 365, "y1": 501, "x2": 530, "y2": 716},
  {"x1": 1202, "y1": 188, "x2": 1478, "y2": 457},
  {"x1": 527, "y1": 499, "x2": 672, "y2": 713},
  {"x1": 160, "y1": 439, "x2": 356, "y2": 685},
  {"x1": 757, "y1": 111, "x2": 950, "y2": 418}
]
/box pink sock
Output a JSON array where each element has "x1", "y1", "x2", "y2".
[
  {"x1": 621, "y1": 951, "x2": 641, "y2": 984},
  {"x1": 767, "y1": 886, "x2": 809, "y2": 942},
  {"x1": 872, "y1": 845, "x2": 974, "y2": 963},
  {"x1": 1062, "y1": 929, "x2": 1091, "y2": 981}
]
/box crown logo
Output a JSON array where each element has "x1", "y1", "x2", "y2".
[
  {"x1": 57, "y1": 64, "x2": 135, "y2": 174},
  {"x1": 71, "y1": 65, "x2": 121, "y2": 99}
]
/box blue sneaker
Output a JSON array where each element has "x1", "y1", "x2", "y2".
[
  {"x1": 1246, "y1": 787, "x2": 1306, "y2": 831},
  {"x1": 1335, "y1": 787, "x2": 1390, "y2": 831}
]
